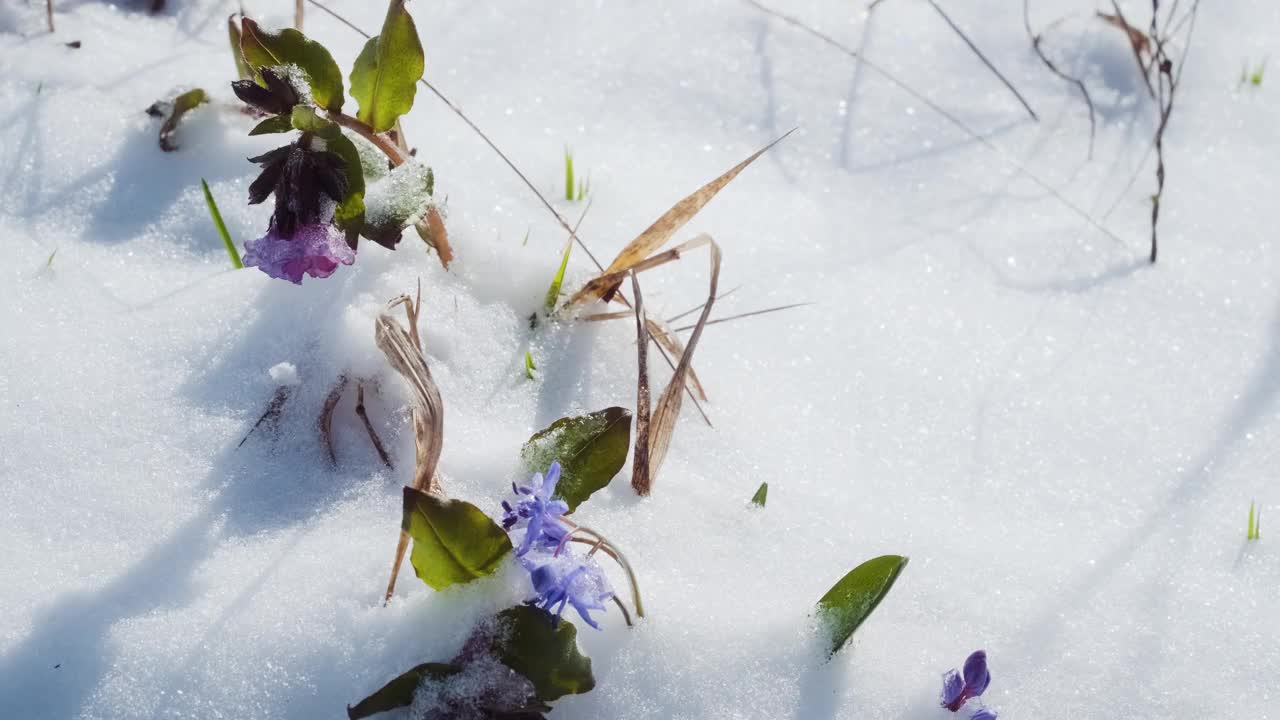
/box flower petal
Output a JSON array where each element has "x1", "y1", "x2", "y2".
[{"x1": 963, "y1": 650, "x2": 990, "y2": 697}]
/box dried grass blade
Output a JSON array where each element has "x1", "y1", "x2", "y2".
[
  {"x1": 565, "y1": 234, "x2": 714, "y2": 311},
  {"x1": 646, "y1": 239, "x2": 721, "y2": 489},
  {"x1": 565, "y1": 132, "x2": 790, "y2": 309},
  {"x1": 375, "y1": 291, "x2": 444, "y2": 604},
  {"x1": 629, "y1": 271, "x2": 652, "y2": 496},
  {"x1": 646, "y1": 317, "x2": 709, "y2": 402}
]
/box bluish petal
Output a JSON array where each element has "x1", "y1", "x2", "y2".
[
  {"x1": 543, "y1": 462, "x2": 562, "y2": 495},
  {"x1": 940, "y1": 669, "x2": 965, "y2": 708},
  {"x1": 963, "y1": 650, "x2": 990, "y2": 696},
  {"x1": 970, "y1": 709, "x2": 997, "y2": 720}
]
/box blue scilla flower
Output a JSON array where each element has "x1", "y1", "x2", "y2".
[
  {"x1": 970, "y1": 709, "x2": 998, "y2": 720},
  {"x1": 522, "y1": 553, "x2": 614, "y2": 630},
  {"x1": 502, "y1": 462, "x2": 570, "y2": 556},
  {"x1": 941, "y1": 650, "x2": 991, "y2": 712}
]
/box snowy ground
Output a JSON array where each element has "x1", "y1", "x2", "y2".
[{"x1": 2, "y1": 0, "x2": 1278, "y2": 718}]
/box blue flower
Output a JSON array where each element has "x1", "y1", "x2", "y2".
[
  {"x1": 522, "y1": 554, "x2": 613, "y2": 629},
  {"x1": 941, "y1": 650, "x2": 991, "y2": 712},
  {"x1": 970, "y1": 709, "x2": 998, "y2": 720},
  {"x1": 502, "y1": 462, "x2": 570, "y2": 556}
]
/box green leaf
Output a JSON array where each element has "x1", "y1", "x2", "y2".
[
  {"x1": 817, "y1": 555, "x2": 908, "y2": 657},
  {"x1": 402, "y1": 486, "x2": 512, "y2": 590},
  {"x1": 201, "y1": 179, "x2": 242, "y2": 269},
  {"x1": 563, "y1": 147, "x2": 574, "y2": 202},
  {"x1": 154, "y1": 88, "x2": 207, "y2": 152},
  {"x1": 239, "y1": 18, "x2": 345, "y2": 111},
  {"x1": 360, "y1": 161, "x2": 433, "y2": 247},
  {"x1": 289, "y1": 104, "x2": 340, "y2": 138},
  {"x1": 524, "y1": 350, "x2": 537, "y2": 380},
  {"x1": 488, "y1": 606, "x2": 595, "y2": 702},
  {"x1": 328, "y1": 132, "x2": 367, "y2": 240},
  {"x1": 750, "y1": 481, "x2": 768, "y2": 507},
  {"x1": 248, "y1": 115, "x2": 293, "y2": 136},
  {"x1": 520, "y1": 407, "x2": 632, "y2": 512},
  {"x1": 543, "y1": 238, "x2": 573, "y2": 313},
  {"x1": 227, "y1": 14, "x2": 253, "y2": 80},
  {"x1": 349, "y1": 0, "x2": 425, "y2": 132},
  {"x1": 347, "y1": 662, "x2": 459, "y2": 720}
]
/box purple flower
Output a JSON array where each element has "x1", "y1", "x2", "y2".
[
  {"x1": 522, "y1": 554, "x2": 613, "y2": 629},
  {"x1": 941, "y1": 650, "x2": 991, "y2": 712},
  {"x1": 970, "y1": 709, "x2": 998, "y2": 720},
  {"x1": 503, "y1": 462, "x2": 570, "y2": 556},
  {"x1": 243, "y1": 222, "x2": 355, "y2": 284}
]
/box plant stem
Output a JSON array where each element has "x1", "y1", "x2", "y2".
[{"x1": 328, "y1": 111, "x2": 409, "y2": 166}]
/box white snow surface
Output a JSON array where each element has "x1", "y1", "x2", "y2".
[{"x1": 1, "y1": 1, "x2": 1278, "y2": 718}]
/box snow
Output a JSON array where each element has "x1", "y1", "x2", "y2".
[{"x1": 1, "y1": 0, "x2": 1278, "y2": 718}]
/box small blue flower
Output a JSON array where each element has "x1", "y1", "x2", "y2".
[
  {"x1": 970, "y1": 709, "x2": 998, "y2": 720},
  {"x1": 522, "y1": 554, "x2": 613, "y2": 629},
  {"x1": 503, "y1": 462, "x2": 571, "y2": 556},
  {"x1": 941, "y1": 650, "x2": 991, "y2": 712}
]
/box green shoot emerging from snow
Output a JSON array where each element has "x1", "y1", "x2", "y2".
[
  {"x1": 1240, "y1": 58, "x2": 1267, "y2": 88},
  {"x1": 564, "y1": 147, "x2": 590, "y2": 202},
  {"x1": 202, "y1": 179, "x2": 242, "y2": 269},
  {"x1": 525, "y1": 350, "x2": 537, "y2": 380},
  {"x1": 1247, "y1": 501, "x2": 1262, "y2": 541}
]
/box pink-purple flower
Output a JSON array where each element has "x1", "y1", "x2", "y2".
[
  {"x1": 242, "y1": 222, "x2": 355, "y2": 284},
  {"x1": 941, "y1": 650, "x2": 991, "y2": 712}
]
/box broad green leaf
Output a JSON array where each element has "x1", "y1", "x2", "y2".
[
  {"x1": 750, "y1": 481, "x2": 768, "y2": 507},
  {"x1": 360, "y1": 161, "x2": 434, "y2": 248},
  {"x1": 155, "y1": 88, "x2": 207, "y2": 152},
  {"x1": 248, "y1": 115, "x2": 293, "y2": 136},
  {"x1": 817, "y1": 555, "x2": 908, "y2": 656},
  {"x1": 402, "y1": 486, "x2": 512, "y2": 590},
  {"x1": 488, "y1": 606, "x2": 595, "y2": 702},
  {"x1": 349, "y1": 0, "x2": 424, "y2": 132},
  {"x1": 328, "y1": 132, "x2": 367, "y2": 240},
  {"x1": 201, "y1": 179, "x2": 242, "y2": 269},
  {"x1": 239, "y1": 18, "x2": 345, "y2": 111},
  {"x1": 347, "y1": 662, "x2": 459, "y2": 720},
  {"x1": 520, "y1": 407, "x2": 632, "y2": 512}
]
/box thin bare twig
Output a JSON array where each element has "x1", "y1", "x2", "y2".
[
  {"x1": 745, "y1": 0, "x2": 1127, "y2": 250},
  {"x1": 670, "y1": 301, "x2": 814, "y2": 333},
  {"x1": 923, "y1": 0, "x2": 1038, "y2": 121},
  {"x1": 238, "y1": 385, "x2": 292, "y2": 448},
  {"x1": 46, "y1": 0, "x2": 54, "y2": 32},
  {"x1": 1023, "y1": 0, "x2": 1096, "y2": 159},
  {"x1": 355, "y1": 381, "x2": 393, "y2": 469}
]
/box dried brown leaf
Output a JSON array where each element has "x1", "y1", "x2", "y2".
[
  {"x1": 564, "y1": 132, "x2": 790, "y2": 309},
  {"x1": 629, "y1": 271, "x2": 652, "y2": 496},
  {"x1": 645, "y1": 239, "x2": 722, "y2": 490},
  {"x1": 645, "y1": 317, "x2": 708, "y2": 402}
]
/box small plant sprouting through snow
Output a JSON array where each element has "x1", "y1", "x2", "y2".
[{"x1": 1247, "y1": 501, "x2": 1262, "y2": 541}]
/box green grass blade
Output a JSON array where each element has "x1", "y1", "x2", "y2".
[
  {"x1": 524, "y1": 350, "x2": 537, "y2": 379},
  {"x1": 202, "y1": 179, "x2": 242, "y2": 269},
  {"x1": 750, "y1": 481, "x2": 768, "y2": 507},
  {"x1": 544, "y1": 237, "x2": 573, "y2": 313},
  {"x1": 564, "y1": 147, "x2": 574, "y2": 202}
]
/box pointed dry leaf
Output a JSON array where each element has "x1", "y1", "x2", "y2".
[
  {"x1": 645, "y1": 317, "x2": 708, "y2": 402},
  {"x1": 630, "y1": 271, "x2": 652, "y2": 496},
  {"x1": 644, "y1": 239, "x2": 721, "y2": 491},
  {"x1": 565, "y1": 132, "x2": 790, "y2": 309}
]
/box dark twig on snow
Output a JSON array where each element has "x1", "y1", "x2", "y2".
[
  {"x1": 1023, "y1": 0, "x2": 1097, "y2": 159},
  {"x1": 923, "y1": 0, "x2": 1039, "y2": 122},
  {"x1": 238, "y1": 386, "x2": 292, "y2": 448},
  {"x1": 355, "y1": 382, "x2": 393, "y2": 469}
]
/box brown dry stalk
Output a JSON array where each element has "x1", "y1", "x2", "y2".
[
  {"x1": 375, "y1": 288, "x2": 445, "y2": 604},
  {"x1": 355, "y1": 382, "x2": 393, "y2": 468},
  {"x1": 319, "y1": 375, "x2": 350, "y2": 465},
  {"x1": 629, "y1": 271, "x2": 653, "y2": 496},
  {"x1": 645, "y1": 317, "x2": 708, "y2": 402},
  {"x1": 644, "y1": 239, "x2": 722, "y2": 491}
]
